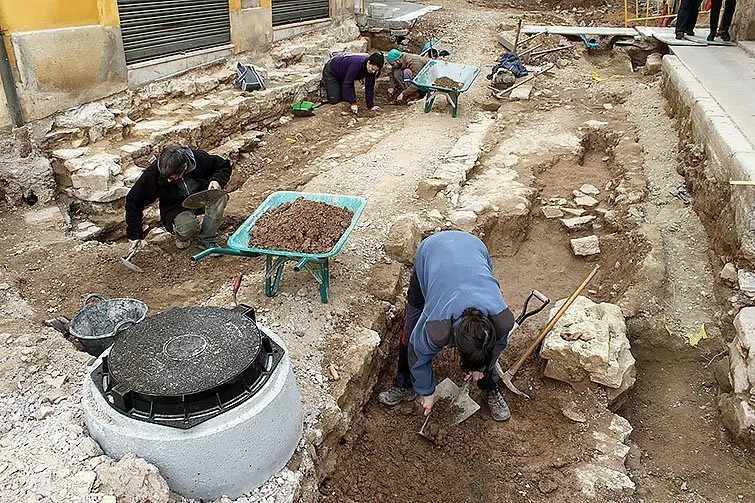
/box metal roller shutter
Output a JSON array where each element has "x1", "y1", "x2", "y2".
[
  {"x1": 272, "y1": 0, "x2": 330, "y2": 27},
  {"x1": 117, "y1": 0, "x2": 231, "y2": 64}
]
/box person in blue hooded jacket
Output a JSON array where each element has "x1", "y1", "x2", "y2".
[{"x1": 378, "y1": 231, "x2": 515, "y2": 421}]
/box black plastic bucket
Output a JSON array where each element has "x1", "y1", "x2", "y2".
[{"x1": 69, "y1": 294, "x2": 148, "y2": 356}]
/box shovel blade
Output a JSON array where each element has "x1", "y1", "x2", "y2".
[
  {"x1": 436, "y1": 378, "x2": 480, "y2": 425},
  {"x1": 121, "y1": 258, "x2": 144, "y2": 273}
]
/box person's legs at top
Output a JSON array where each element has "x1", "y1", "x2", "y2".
[
  {"x1": 676, "y1": 0, "x2": 700, "y2": 38},
  {"x1": 322, "y1": 61, "x2": 343, "y2": 105},
  {"x1": 720, "y1": 0, "x2": 737, "y2": 40},
  {"x1": 687, "y1": 0, "x2": 702, "y2": 35},
  {"x1": 172, "y1": 211, "x2": 200, "y2": 249},
  {"x1": 708, "y1": 0, "x2": 723, "y2": 40},
  {"x1": 378, "y1": 269, "x2": 424, "y2": 406}
]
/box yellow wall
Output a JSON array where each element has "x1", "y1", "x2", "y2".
[{"x1": 0, "y1": 0, "x2": 101, "y2": 32}]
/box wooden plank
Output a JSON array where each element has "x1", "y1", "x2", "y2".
[{"x1": 522, "y1": 25, "x2": 637, "y2": 36}]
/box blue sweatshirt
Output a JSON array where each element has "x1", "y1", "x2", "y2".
[
  {"x1": 409, "y1": 231, "x2": 510, "y2": 396},
  {"x1": 328, "y1": 55, "x2": 376, "y2": 109}
]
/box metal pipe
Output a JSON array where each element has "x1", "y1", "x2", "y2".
[{"x1": 0, "y1": 26, "x2": 22, "y2": 127}]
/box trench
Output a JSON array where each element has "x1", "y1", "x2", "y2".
[{"x1": 317, "y1": 113, "x2": 652, "y2": 502}]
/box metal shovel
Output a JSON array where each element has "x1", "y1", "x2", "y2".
[{"x1": 121, "y1": 242, "x2": 144, "y2": 273}]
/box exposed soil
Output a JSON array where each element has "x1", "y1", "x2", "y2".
[
  {"x1": 433, "y1": 76, "x2": 464, "y2": 91},
  {"x1": 249, "y1": 198, "x2": 354, "y2": 254},
  {"x1": 3, "y1": 1, "x2": 755, "y2": 502}
]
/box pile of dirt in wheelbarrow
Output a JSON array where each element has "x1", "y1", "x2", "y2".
[
  {"x1": 433, "y1": 76, "x2": 464, "y2": 90},
  {"x1": 249, "y1": 198, "x2": 353, "y2": 254}
]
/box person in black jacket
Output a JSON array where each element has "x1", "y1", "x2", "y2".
[{"x1": 125, "y1": 145, "x2": 232, "y2": 251}]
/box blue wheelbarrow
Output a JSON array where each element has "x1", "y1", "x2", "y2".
[
  {"x1": 192, "y1": 191, "x2": 367, "y2": 303},
  {"x1": 411, "y1": 60, "x2": 480, "y2": 118}
]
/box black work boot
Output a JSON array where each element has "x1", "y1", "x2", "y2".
[
  {"x1": 675, "y1": 32, "x2": 685, "y2": 40},
  {"x1": 378, "y1": 386, "x2": 417, "y2": 406},
  {"x1": 707, "y1": 32, "x2": 716, "y2": 41},
  {"x1": 721, "y1": 31, "x2": 731, "y2": 42},
  {"x1": 485, "y1": 388, "x2": 511, "y2": 422}
]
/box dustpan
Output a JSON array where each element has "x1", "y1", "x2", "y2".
[
  {"x1": 418, "y1": 375, "x2": 480, "y2": 441},
  {"x1": 291, "y1": 101, "x2": 316, "y2": 117},
  {"x1": 435, "y1": 376, "x2": 480, "y2": 425}
]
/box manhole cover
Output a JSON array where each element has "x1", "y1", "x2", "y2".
[{"x1": 92, "y1": 305, "x2": 284, "y2": 429}]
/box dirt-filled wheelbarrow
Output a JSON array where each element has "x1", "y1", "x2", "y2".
[
  {"x1": 411, "y1": 60, "x2": 480, "y2": 118},
  {"x1": 192, "y1": 191, "x2": 367, "y2": 303}
]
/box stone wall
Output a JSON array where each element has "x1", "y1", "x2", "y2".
[{"x1": 733, "y1": 0, "x2": 755, "y2": 40}]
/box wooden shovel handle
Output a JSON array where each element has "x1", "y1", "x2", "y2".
[{"x1": 508, "y1": 265, "x2": 600, "y2": 375}]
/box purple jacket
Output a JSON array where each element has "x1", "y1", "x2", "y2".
[{"x1": 328, "y1": 55, "x2": 376, "y2": 109}]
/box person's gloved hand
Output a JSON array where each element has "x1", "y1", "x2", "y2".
[
  {"x1": 350, "y1": 103, "x2": 359, "y2": 114},
  {"x1": 208, "y1": 180, "x2": 221, "y2": 191},
  {"x1": 420, "y1": 393, "x2": 436, "y2": 416},
  {"x1": 369, "y1": 106, "x2": 381, "y2": 112},
  {"x1": 463, "y1": 371, "x2": 485, "y2": 384}
]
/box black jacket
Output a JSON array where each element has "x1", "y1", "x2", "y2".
[{"x1": 125, "y1": 149, "x2": 232, "y2": 240}]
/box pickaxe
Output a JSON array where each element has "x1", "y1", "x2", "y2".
[{"x1": 497, "y1": 265, "x2": 601, "y2": 398}]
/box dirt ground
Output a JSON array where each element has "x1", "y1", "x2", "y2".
[{"x1": 2, "y1": 0, "x2": 755, "y2": 502}]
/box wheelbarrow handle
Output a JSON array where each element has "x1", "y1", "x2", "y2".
[{"x1": 516, "y1": 289, "x2": 550, "y2": 325}]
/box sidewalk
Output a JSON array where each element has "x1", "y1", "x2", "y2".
[{"x1": 662, "y1": 43, "x2": 755, "y2": 262}]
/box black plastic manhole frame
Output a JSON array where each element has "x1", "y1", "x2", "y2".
[{"x1": 91, "y1": 305, "x2": 284, "y2": 429}]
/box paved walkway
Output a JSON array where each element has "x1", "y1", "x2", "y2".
[{"x1": 671, "y1": 44, "x2": 755, "y2": 148}]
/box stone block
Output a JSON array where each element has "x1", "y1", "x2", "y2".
[
  {"x1": 542, "y1": 206, "x2": 564, "y2": 219},
  {"x1": 384, "y1": 215, "x2": 421, "y2": 264},
  {"x1": 721, "y1": 262, "x2": 738, "y2": 284},
  {"x1": 731, "y1": 307, "x2": 755, "y2": 394},
  {"x1": 738, "y1": 270, "x2": 755, "y2": 299},
  {"x1": 66, "y1": 153, "x2": 127, "y2": 203},
  {"x1": 580, "y1": 184, "x2": 600, "y2": 195},
  {"x1": 643, "y1": 52, "x2": 663, "y2": 75},
  {"x1": 561, "y1": 216, "x2": 597, "y2": 231},
  {"x1": 418, "y1": 178, "x2": 448, "y2": 199},
  {"x1": 95, "y1": 453, "x2": 170, "y2": 503},
  {"x1": 541, "y1": 296, "x2": 635, "y2": 390},
  {"x1": 509, "y1": 84, "x2": 533, "y2": 101},
  {"x1": 498, "y1": 33, "x2": 515, "y2": 50},
  {"x1": 449, "y1": 210, "x2": 478, "y2": 226},
  {"x1": 571, "y1": 235, "x2": 600, "y2": 256},
  {"x1": 368, "y1": 262, "x2": 403, "y2": 303},
  {"x1": 575, "y1": 195, "x2": 599, "y2": 207}
]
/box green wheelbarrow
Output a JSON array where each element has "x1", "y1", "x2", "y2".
[
  {"x1": 411, "y1": 60, "x2": 480, "y2": 118},
  {"x1": 192, "y1": 191, "x2": 367, "y2": 303}
]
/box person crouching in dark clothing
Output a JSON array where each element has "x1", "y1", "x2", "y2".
[
  {"x1": 708, "y1": 0, "x2": 736, "y2": 41},
  {"x1": 321, "y1": 52, "x2": 384, "y2": 114},
  {"x1": 125, "y1": 145, "x2": 232, "y2": 252}
]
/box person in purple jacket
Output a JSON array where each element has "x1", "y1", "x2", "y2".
[
  {"x1": 321, "y1": 52, "x2": 384, "y2": 114},
  {"x1": 377, "y1": 231, "x2": 515, "y2": 422}
]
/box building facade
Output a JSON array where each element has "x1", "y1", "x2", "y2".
[{"x1": 0, "y1": 0, "x2": 352, "y2": 129}]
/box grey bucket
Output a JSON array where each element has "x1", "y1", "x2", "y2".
[{"x1": 69, "y1": 294, "x2": 148, "y2": 356}]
